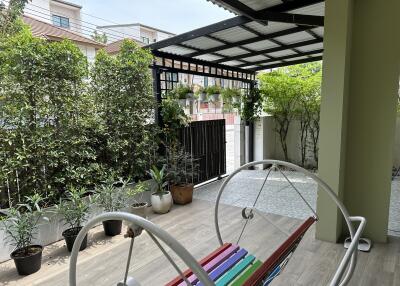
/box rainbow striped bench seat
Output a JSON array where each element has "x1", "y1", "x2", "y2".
[{"x1": 166, "y1": 217, "x2": 316, "y2": 286}]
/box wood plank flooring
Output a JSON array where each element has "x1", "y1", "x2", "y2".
[{"x1": 0, "y1": 199, "x2": 399, "y2": 286}]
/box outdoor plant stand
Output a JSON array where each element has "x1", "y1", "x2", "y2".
[{"x1": 69, "y1": 160, "x2": 366, "y2": 286}]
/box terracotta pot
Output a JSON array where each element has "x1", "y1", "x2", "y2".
[
  {"x1": 151, "y1": 191, "x2": 172, "y2": 214},
  {"x1": 171, "y1": 184, "x2": 194, "y2": 205}
]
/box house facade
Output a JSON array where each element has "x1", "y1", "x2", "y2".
[
  {"x1": 98, "y1": 23, "x2": 175, "y2": 45},
  {"x1": 23, "y1": 0, "x2": 103, "y2": 62}
]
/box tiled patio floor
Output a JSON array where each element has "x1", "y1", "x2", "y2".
[
  {"x1": 194, "y1": 169, "x2": 400, "y2": 237},
  {"x1": 1, "y1": 199, "x2": 399, "y2": 286}
]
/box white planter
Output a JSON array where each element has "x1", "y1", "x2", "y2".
[
  {"x1": 199, "y1": 93, "x2": 207, "y2": 102},
  {"x1": 151, "y1": 192, "x2": 172, "y2": 214},
  {"x1": 210, "y1": 94, "x2": 220, "y2": 102},
  {"x1": 186, "y1": 93, "x2": 194, "y2": 99}
]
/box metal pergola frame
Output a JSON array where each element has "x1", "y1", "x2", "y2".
[
  {"x1": 147, "y1": 0, "x2": 324, "y2": 72},
  {"x1": 149, "y1": 0, "x2": 325, "y2": 164}
]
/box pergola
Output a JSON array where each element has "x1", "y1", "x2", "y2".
[{"x1": 147, "y1": 0, "x2": 400, "y2": 245}]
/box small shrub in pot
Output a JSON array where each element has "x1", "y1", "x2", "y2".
[
  {"x1": 205, "y1": 85, "x2": 221, "y2": 102},
  {"x1": 56, "y1": 187, "x2": 90, "y2": 252},
  {"x1": 149, "y1": 165, "x2": 172, "y2": 214},
  {"x1": 0, "y1": 194, "x2": 47, "y2": 275},
  {"x1": 125, "y1": 181, "x2": 149, "y2": 236},
  {"x1": 94, "y1": 182, "x2": 126, "y2": 236},
  {"x1": 167, "y1": 147, "x2": 199, "y2": 205}
]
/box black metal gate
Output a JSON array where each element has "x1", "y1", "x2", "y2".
[{"x1": 178, "y1": 119, "x2": 226, "y2": 184}]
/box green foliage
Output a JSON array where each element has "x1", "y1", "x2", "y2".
[
  {"x1": 0, "y1": 0, "x2": 28, "y2": 38},
  {"x1": 170, "y1": 85, "x2": 193, "y2": 99},
  {"x1": 148, "y1": 165, "x2": 168, "y2": 195},
  {"x1": 205, "y1": 85, "x2": 221, "y2": 96},
  {"x1": 259, "y1": 63, "x2": 322, "y2": 164},
  {"x1": 0, "y1": 30, "x2": 104, "y2": 206},
  {"x1": 94, "y1": 183, "x2": 126, "y2": 212},
  {"x1": 91, "y1": 30, "x2": 107, "y2": 44},
  {"x1": 240, "y1": 87, "x2": 262, "y2": 123},
  {"x1": 259, "y1": 71, "x2": 301, "y2": 161},
  {"x1": 161, "y1": 96, "x2": 189, "y2": 145},
  {"x1": 166, "y1": 147, "x2": 199, "y2": 186},
  {"x1": 91, "y1": 40, "x2": 160, "y2": 180},
  {"x1": 221, "y1": 88, "x2": 240, "y2": 103},
  {"x1": 56, "y1": 187, "x2": 90, "y2": 230},
  {"x1": 0, "y1": 193, "x2": 46, "y2": 253},
  {"x1": 127, "y1": 180, "x2": 149, "y2": 204}
]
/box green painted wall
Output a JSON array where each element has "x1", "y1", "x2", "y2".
[{"x1": 317, "y1": 0, "x2": 400, "y2": 243}]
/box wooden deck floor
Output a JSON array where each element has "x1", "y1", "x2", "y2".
[{"x1": 0, "y1": 199, "x2": 399, "y2": 286}]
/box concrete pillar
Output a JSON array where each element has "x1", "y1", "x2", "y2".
[
  {"x1": 317, "y1": 0, "x2": 400, "y2": 243},
  {"x1": 234, "y1": 116, "x2": 245, "y2": 168}
]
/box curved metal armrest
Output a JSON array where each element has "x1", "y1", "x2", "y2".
[{"x1": 330, "y1": 216, "x2": 367, "y2": 286}]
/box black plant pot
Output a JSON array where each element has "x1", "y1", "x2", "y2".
[
  {"x1": 62, "y1": 227, "x2": 88, "y2": 252},
  {"x1": 11, "y1": 245, "x2": 43, "y2": 275},
  {"x1": 102, "y1": 220, "x2": 122, "y2": 236}
]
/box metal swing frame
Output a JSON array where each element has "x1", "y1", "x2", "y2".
[{"x1": 69, "y1": 160, "x2": 366, "y2": 286}]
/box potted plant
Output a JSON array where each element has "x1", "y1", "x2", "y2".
[
  {"x1": 149, "y1": 165, "x2": 172, "y2": 214},
  {"x1": 56, "y1": 187, "x2": 90, "y2": 252},
  {"x1": 94, "y1": 183, "x2": 126, "y2": 236},
  {"x1": 206, "y1": 85, "x2": 221, "y2": 102},
  {"x1": 232, "y1": 88, "x2": 242, "y2": 104},
  {"x1": 196, "y1": 87, "x2": 207, "y2": 102},
  {"x1": 125, "y1": 181, "x2": 149, "y2": 236},
  {"x1": 0, "y1": 194, "x2": 46, "y2": 275},
  {"x1": 175, "y1": 85, "x2": 192, "y2": 106},
  {"x1": 167, "y1": 147, "x2": 199, "y2": 205}
]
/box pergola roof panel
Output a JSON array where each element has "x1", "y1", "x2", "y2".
[
  {"x1": 242, "y1": 38, "x2": 279, "y2": 51},
  {"x1": 159, "y1": 45, "x2": 197, "y2": 55},
  {"x1": 211, "y1": 26, "x2": 257, "y2": 42},
  {"x1": 242, "y1": 54, "x2": 269, "y2": 62},
  {"x1": 244, "y1": 21, "x2": 297, "y2": 35},
  {"x1": 274, "y1": 31, "x2": 315, "y2": 45},
  {"x1": 219, "y1": 60, "x2": 244, "y2": 66},
  {"x1": 194, "y1": 54, "x2": 225, "y2": 61},
  {"x1": 216, "y1": 47, "x2": 250, "y2": 56},
  {"x1": 296, "y1": 42, "x2": 324, "y2": 52},
  {"x1": 290, "y1": 2, "x2": 325, "y2": 16},
  {"x1": 182, "y1": 36, "x2": 224, "y2": 50},
  {"x1": 239, "y1": 0, "x2": 282, "y2": 11},
  {"x1": 148, "y1": 0, "x2": 325, "y2": 73},
  {"x1": 267, "y1": 49, "x2": 298, "y2": 57}
]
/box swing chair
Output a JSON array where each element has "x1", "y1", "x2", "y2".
[{"x1": 69, "y1": 160, "x2": 366, "y2": 286}]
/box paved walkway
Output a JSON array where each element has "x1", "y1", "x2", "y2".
[{"x1": 194, "y1": 169, "x2": 400, "y2": 237}]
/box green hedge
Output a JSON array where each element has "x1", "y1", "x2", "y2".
[{"x1": 0, "y1": 26, "x2": 159, "y2": 207}]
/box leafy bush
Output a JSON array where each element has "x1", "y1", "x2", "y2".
[
  {"x1": 91, "y1": 40, "x2": 160, "y2": 181},
  {"x1": 148, "y1": 165, "x2": 168, "y2": 196},
  {"x1": 172, "y1": 85, "x2": 193, "y2": 99},
  {"x1": 0, "y1": 194, "x2": 46, "y2": 254},
  {"x1": 56, "y1": 187, "x2": 90, "y2": 231},
  {"x1": 94, "y1": 183, "x2": 126, "y2": 212},
  {"x1": 167, "y1": 147, "x2": 199, "y2": 186},
  {"x1": 0, "y1": 29, "x2": 104, "y2": 206},
  {"x1": 205, "y1": 85, "x2": 221, "y2": 96}
]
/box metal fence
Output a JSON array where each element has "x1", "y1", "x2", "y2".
[{"x1": 178, "y1": 119, "x2": 226, "y2": 185}]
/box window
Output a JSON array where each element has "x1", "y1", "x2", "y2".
[
  {"x1": 52, "y1": 15, "x2": 70, "y2": 28},
  {"x1": 141, "y1": 36, "x2": 150, "y2": 44}
]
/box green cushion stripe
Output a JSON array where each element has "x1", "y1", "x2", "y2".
[
  {"x1": 230, "y1": 260, "x2": 262, "y2": 286},
  {"x1": 216, "y1": 255, "x2": 255, "y2": 286}
]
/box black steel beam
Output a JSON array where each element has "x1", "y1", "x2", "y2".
[
  {"x1": 152, "y1": 50, "x2": 255, "y2": 76},
  {"x1": 146, "y1": 16, "x2": 250, "y2": 50},
  {"x1": 186, "y1": 26, "x2": 308, "y2": 58},
  {"x1": 147, "y1": 0, "x2": 324, "y2": 51},
  {"x1": 213, "y1": 0, "x2": 324, "y2": 26},
  {"x1": 153, "y1": 65, "x2": 254, "y2": 83},
  {"x1": 214, "y1": 38, "x2": 323, "y2": 63},
  {"x1": 252, "y1": 55, "x2": 323, "y2": 71},
  {"x1": 236, "y1": 48, "x2": 323, "y2": 68}
]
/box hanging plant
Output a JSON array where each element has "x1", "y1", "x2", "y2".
[{"x1": 205, "y1": 85, "x2": 221, "y2": 102}]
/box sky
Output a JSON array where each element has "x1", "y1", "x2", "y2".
[{"x1": 68, "y1": 0, "x2": 234, "y2": 35}]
